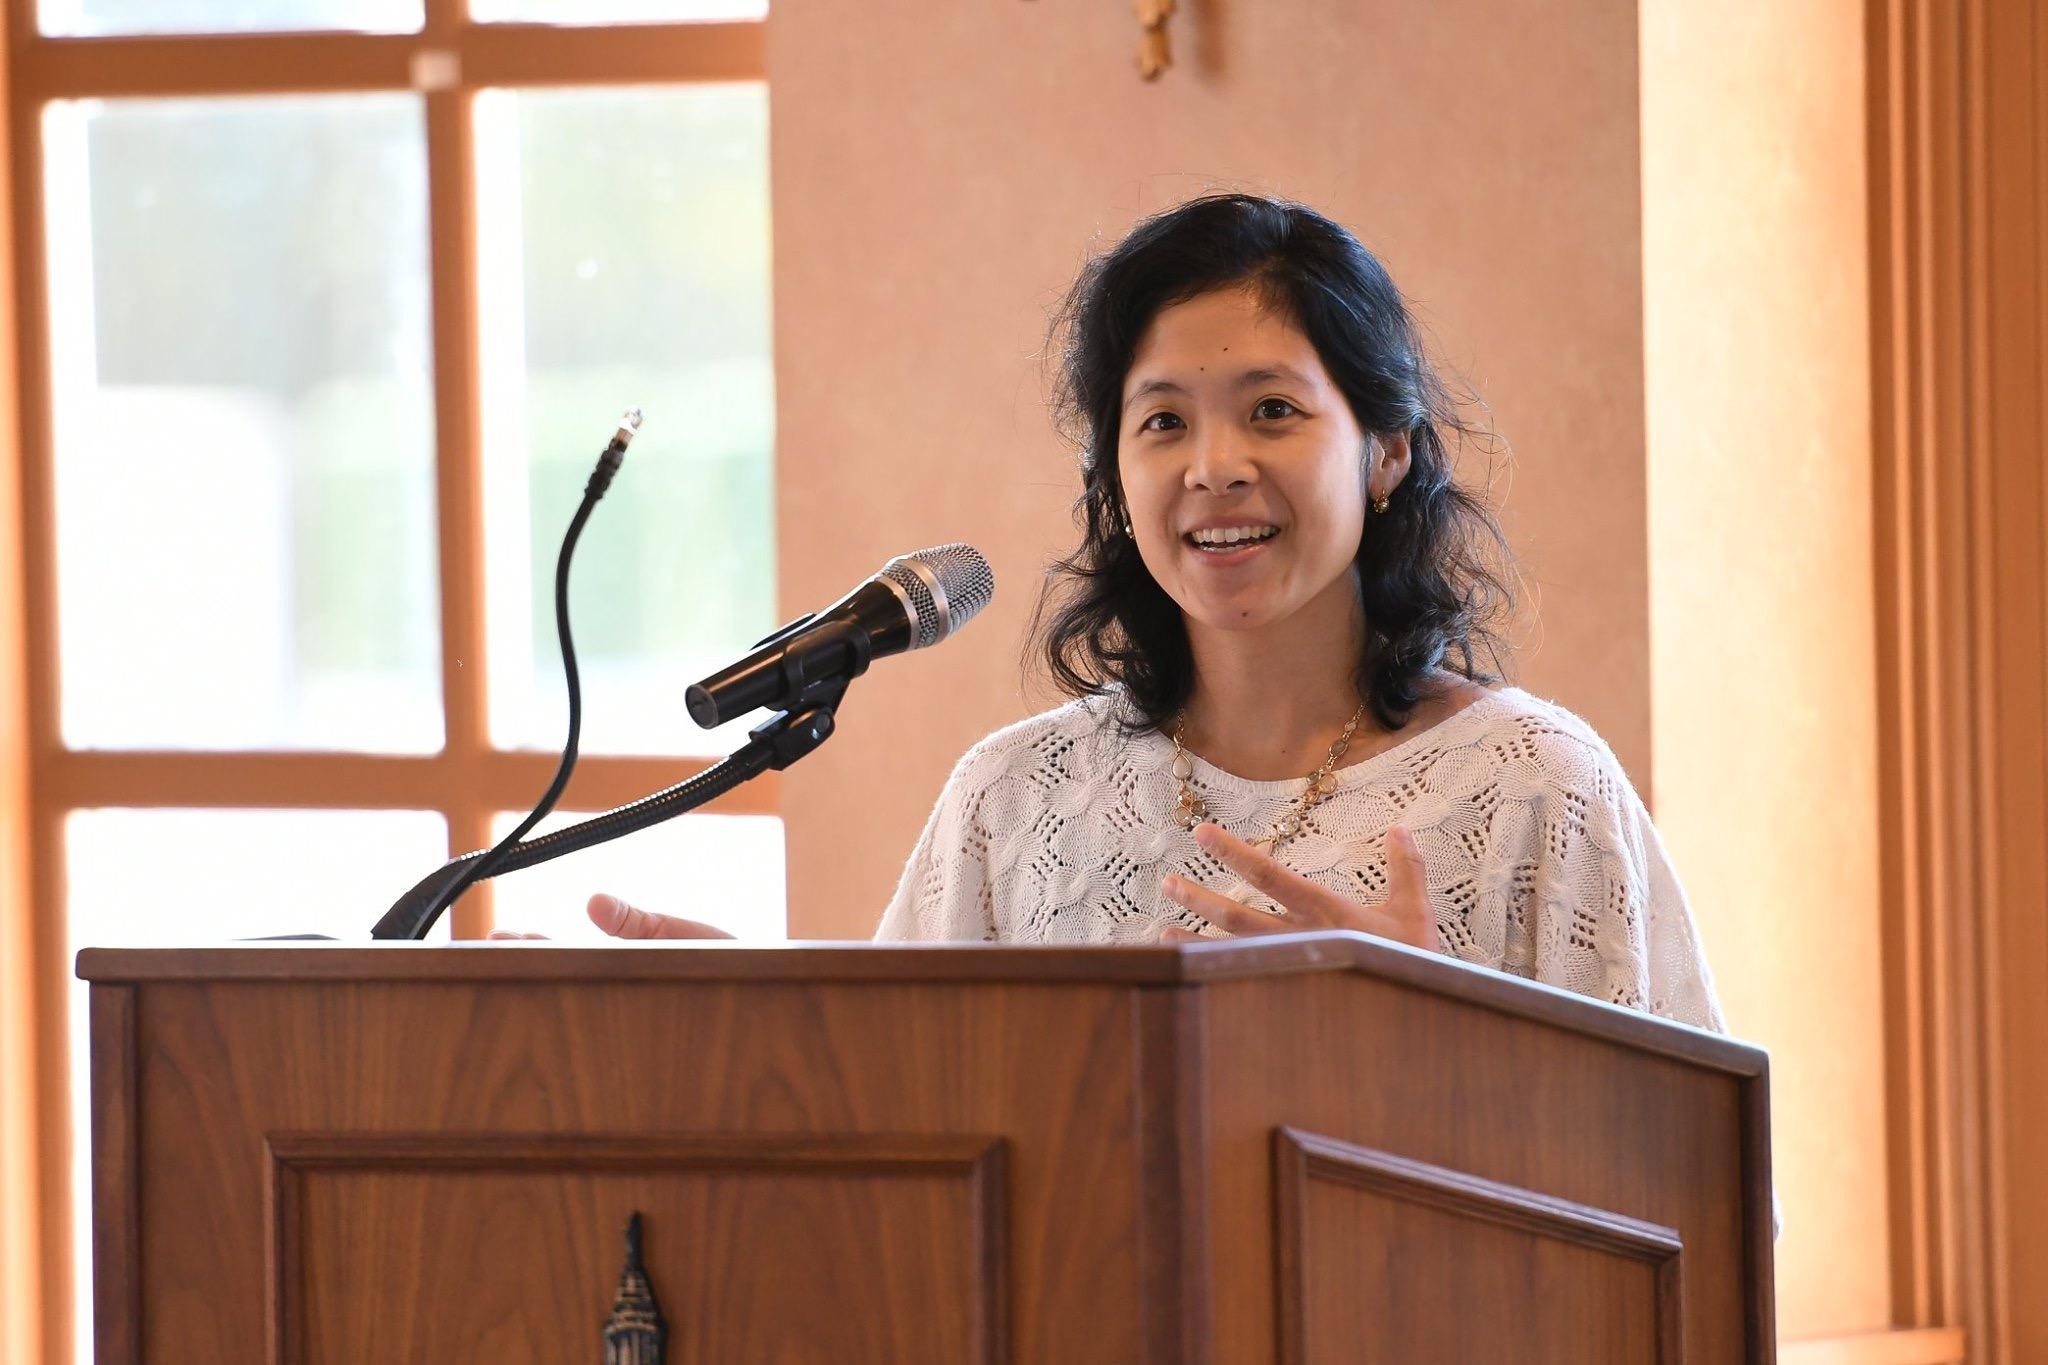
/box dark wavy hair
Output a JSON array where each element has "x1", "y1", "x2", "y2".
[{"x1": 1030, "y1": 193, "x2": 1518, "y2": 734}]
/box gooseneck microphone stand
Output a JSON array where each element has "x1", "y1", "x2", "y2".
[
  {"x1": 369, "y1": 681, "x2": 847, "y2": 941},
  {"x1": 370, "y1": 411, "x2": 860, "y2": 941}
]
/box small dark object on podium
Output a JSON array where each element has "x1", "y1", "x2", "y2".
[{"x1": 603, "y1": 1212, "x2": 666, "y2": 1365}]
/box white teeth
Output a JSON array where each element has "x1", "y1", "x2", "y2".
[{"x1": 1190, "y1": 525, "x2": 1279, "y2": 546}]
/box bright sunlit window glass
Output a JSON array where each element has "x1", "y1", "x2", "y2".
[
  {"x1": 488, "y1": 808, "x2": 785, "y2": 940},
  {"x1": 471, "y1": 0, "x2": 765, "y2": 24},
  {"x1": 39, "y1": 0, "x2": 420, "y2": 36},
  {"x1": 64, "y1": 806, "x2": 449, "y2": 1360},
  {"x1": 476, "y1": 85, "x2": 773, "y2": 758},
  {"x1": 45, "y1": 96, "x2": 442, "y2": 753}
]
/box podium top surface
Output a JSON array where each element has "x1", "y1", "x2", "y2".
[{"x1": 76, "y1": 932, "x2": 1764, "y2": 1077}]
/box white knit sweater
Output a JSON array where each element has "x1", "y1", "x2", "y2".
[{"x1": 875, "y1": 685, "x2": 1726, "y2": 1033}]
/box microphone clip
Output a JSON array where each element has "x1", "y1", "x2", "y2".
[
  {"x1": 740, "y1": 621, "x2": 866, "y2": 768},
  {"x1": 746, "y1": 685, "x2": 844, "y2": 770},
  {"x1": 768, "y1": 619, "x2": 873, "y2": 715}
]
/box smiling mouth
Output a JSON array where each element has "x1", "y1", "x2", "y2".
[{"x1": 1185, "y1": 525, "x2": 1281, "y2": 555}]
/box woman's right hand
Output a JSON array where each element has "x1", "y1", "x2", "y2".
[{"x1": 486, "y1": 893, "x2": 737, "y2": 941}]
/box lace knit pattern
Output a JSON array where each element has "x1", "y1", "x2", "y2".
[{"x1": 874, "y1": 685, "x2": 1726, "y2": 1032}]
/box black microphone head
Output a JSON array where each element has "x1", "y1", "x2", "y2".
[{"x1": 878, "y1": 543, "x2": 995, "y2": 648}]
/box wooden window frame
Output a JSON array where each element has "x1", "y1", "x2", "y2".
[{"x1": 4, "y1": 5, "x2": 773, "y2": 1357}]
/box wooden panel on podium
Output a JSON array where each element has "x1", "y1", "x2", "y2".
[
  {"x1": 268, "y1": 1133, "x2": 1005, "y2": 1362},
  {"x1": 77, "y1": 934, "x2": 1773, "y2": 1363},
  {"x1": 1273, "y1": 1130, "x2": 1680, "y2": 1361}
]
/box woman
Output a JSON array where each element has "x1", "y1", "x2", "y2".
[{"x1": 549, "y1": 194, "x2": 1724, "y2": 1033}]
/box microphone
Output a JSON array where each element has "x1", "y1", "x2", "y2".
[{"x1": 686, "y1": 543, "x2": 995, "y2": 728}]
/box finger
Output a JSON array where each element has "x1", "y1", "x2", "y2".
[
  {"x1": 1384, "y1": 826, "x2": 1429, "y2": 905},
  {"x1": 589, "y1": 893, "x2": 682, "y2": 939},
  {"x1": 1191, "y1": 823, "x2": 1338, "y2": 923},
  {"x1": 588, "y1": 893, "x2": 675, "y2": 939},
  {"x1": 1381, "y1": 826, "x2": 1437, "y2": 949},
  {"x1": 1158, "y1": 925, "x2": 1203, "y2": 943},
  {"x1": 1160, "y1": 873, "x2": 1295, "y2": 938},
  {"x1": 587, "y1": 893, "x2": 720, "y2": 940}
]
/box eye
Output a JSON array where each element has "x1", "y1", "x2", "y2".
[
  {"x1": 1140, "y1": 411, "x2": 1184, "y2": 433},
  {"x1": 1252, "y1": 397, "x2": 1300, "y2": 421}
]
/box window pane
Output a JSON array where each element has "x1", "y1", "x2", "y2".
[
  {"x1": 66, "y1": 806, "x2": 449, "y2": 1364},
  {"x1": 47, "y1": 97, "x2": 441, "y2": 753},
  {"x1": 472, "y1": 0, "x2": 765, "y2": 23},
  {"x1": 40, "y1": 0, "x2": 419, "y2": 36},
  {"x1": 477, "y1": 86, "x2": 773, "y2": 757},
  {"x1": 488, "y1": 809, "x2": 785, "y2": 941},
  {"x1": 66, "y1": 807, "x2": 451, "y2": 944}
]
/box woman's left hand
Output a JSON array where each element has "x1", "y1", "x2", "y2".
[{"x1": 1159, "y1": 822, "x2": 1438, "y2": 951}]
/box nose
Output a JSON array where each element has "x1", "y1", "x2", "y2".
[{"x1": 1183, "y1": 428, "x2": 1257, "y2": 494}]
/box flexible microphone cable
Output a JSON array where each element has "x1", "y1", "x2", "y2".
[
  {"x1": 371, "y1": 408, "x2": 640, "y2": 940},
  {"x1": 371, "y1": 443, "x2": 994, "y2": 939}
]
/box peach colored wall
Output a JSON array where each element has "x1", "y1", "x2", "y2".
[
  {"x1": 1641, "y1": 0, "x2": 1888, "y2": 1341},
  {"x1": 767, "y1": 0, "x2": 1653, "y2": 940}
]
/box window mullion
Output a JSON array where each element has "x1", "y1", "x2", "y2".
[
  {"x1": 423, "y1": 0, "x2": 467, "y2": 41},
  {"x1": 445, "y1": 803, "x2": 495, "y2": 938},
  {"x1": 422, "y1": 82, "x2": 492, "y2": 937}
]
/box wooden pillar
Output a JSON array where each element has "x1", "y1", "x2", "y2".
[{"x1": 1868, "y1": 0, "x2": 2048, "y2": 1357}]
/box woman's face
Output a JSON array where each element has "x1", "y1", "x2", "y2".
[{"x1": 1116, "y1": 284, "x2": 1407, "y2": 636}]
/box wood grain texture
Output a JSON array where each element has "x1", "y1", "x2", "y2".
[
  {"x1": 74, "y1": 937, "x2": 1771, "y2": 1078},
  {"x1": 1740, "y1": 1052, "x2": 1778, "y2": 1360},
  {"x1": 87, "y1": 940, "x2": 1771, "y2": 1361},
  {"x1": 1133, "y1": 986, "x2": 1209, "y2": 1365},
  {"x1": 266, "y1": 1133, "x2": 1006, "y2": 1364},
  {"x1": 119, "y1": 974, "x2": 1143, "y2": 1362},
  {"x1": 1274, "y1": 1129, "x2": 1683, "y2": 1363},
  {"x1": 87, "y1": 985, "x2": 137, "y2": 1365},
  {"x1": 1191, "y1": 972, "x2": 1769, "y2": 1362}
]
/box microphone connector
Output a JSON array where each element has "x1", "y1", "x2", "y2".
[{"x1": 584, "y1": 405, "x2": 644, "y2": 500}]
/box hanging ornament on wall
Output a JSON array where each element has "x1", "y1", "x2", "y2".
[{"x1": 1136, "y1": 0, "x2": 1175, "y2": 79}]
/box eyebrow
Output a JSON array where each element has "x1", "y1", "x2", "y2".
[{"x1": 1122, "y1": 365, "x2": 1316, "y2": 411}]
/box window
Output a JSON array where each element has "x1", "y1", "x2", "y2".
[{"x1": 8, "y1": 6, "x2": 777, "y2": 1359}]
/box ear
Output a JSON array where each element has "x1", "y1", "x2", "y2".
[{"x1": 1369, "y1": 430, "x2": 1414, "y2": 499}]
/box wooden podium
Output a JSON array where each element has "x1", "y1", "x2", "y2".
[{"x1": 79, "y1": 934, "x2": 1773, "y2": 1363}]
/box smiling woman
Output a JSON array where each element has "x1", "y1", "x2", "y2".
[{"x1": 584, "y1": 194, "x2": 1728, "y2": 1036}]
